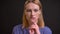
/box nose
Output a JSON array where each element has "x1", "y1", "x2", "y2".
[{"x1": 31, "y1": 11, "x2": 35, "y2": 16}]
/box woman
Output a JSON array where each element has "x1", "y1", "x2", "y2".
[{"x1": 12, "y1": 0, "x2": 52, "y2": 34}]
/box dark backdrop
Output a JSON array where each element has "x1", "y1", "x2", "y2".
[{"x1": 1, "y1": 0, "x2": 60, "y2": 34}]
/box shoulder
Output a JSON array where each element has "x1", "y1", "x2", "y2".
[
  {"x1": 12, "y1": 24, "x2": 23, "y2": 34},
  {"x1": 43, "y1": 26, "x2": 52, "y2": 34},
  {"x1": 43, "y1": 26, "x2": 52, "y2": 31},
  {"x1": 13, "y1": 24, "x2": 22, "y2": 30}
]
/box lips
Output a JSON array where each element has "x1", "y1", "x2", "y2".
[
  {"x1": 30, "y1": 16, "x2": 36, "y2": 20},
  {"x1": 30, "y1": 16, "x2": 37, "y2": 24}
]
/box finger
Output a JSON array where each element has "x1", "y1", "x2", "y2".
[
  {"x1": 29, "y1": 30, "x2": 34, "y2": 34},
  {"x1": 30, "y1": 26, "x2": 35, "y2": 29},
  {"x1": 31, "y1": 24, "x2": 37, "y2": 27},
  {"x1": 31, "y1": 25, "x2": 35, "y2": 27},
  {"x1": 32, "y1": 22, "x2": 36, "y2": 25}
]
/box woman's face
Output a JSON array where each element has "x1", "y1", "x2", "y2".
[{"x1": 25, "y1": 3, "x2": 41, "y2": 24}]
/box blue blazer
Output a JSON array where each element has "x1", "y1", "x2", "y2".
[{"x1": 12, "y1": 24, "x2": 52, "y2": 34}]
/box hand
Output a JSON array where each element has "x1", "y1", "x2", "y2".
[
  {"x1": 29, "y1": 29, "x2": 35, "y2": 34},
  {"x1": 29, "y1": 23, "x2": 40, "y2": 34}
]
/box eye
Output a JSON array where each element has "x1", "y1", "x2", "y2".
[
  {"x1": 26, "y1": 9, "x2": 31, "y2": 12},
  {"x1": 34, "y1": 9, "x2": 39, "y2": 12}
]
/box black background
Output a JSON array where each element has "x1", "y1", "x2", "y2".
[{"x1": 1, "y1": 0, "x2": 60, "y2": 34}]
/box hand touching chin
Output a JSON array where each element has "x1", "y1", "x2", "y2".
[
  {"x1": 30, "y1": 19, "x2": 38, "y2": 24},
  {"x1": 29, "y1": 21, "x2": 40, "y2": 34}
]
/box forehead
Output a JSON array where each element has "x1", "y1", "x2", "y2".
[{"x1": 25, "y1": 2, "x2": 39, "y2": 9}]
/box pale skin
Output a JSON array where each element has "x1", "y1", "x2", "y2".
[{"x1": 25, "y1": 2, "x2": 41, "y2": 34}]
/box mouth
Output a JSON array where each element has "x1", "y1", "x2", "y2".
[
  {"x1": 30, "y1": 16, "x2": 36, "y2": 22},
  {"x1": 29, "y1": 16, "x2": 38, "y2": 24},
  {"x1": 30, "y1": 16, "x2": 36, "y2": 20}
]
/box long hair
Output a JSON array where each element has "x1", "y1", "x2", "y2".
[{"x1": 22, "y1": 0, "x2": 45, "y2": 28}]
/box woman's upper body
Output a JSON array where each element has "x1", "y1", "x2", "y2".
[
  {"x1": 12, "y1": 24, "x2": 52, "y2": 34},
  {"x1": 12, "y1": 0, "x2": 52, "y2": 34}
]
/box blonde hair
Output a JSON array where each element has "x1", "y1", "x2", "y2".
[{"x1": 22, "y1": 0, "x2": 45, "y2": 28}]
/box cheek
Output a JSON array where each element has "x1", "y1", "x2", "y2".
[
  {"x1": 35, "y1": 13, "x2": 40, "y2": 18},
  {"x1": 35, "y1": 11, "x2": 41, "y2": 18},
  {"x1": 37, "y1": 11, "x2": 41, "y2": 18},
  {"x1": 26, "y1": 13, "x2": 31, "y2": 17},
  {"x1": 25, "y1": 12, "x2": 31, "y2": 20}
]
